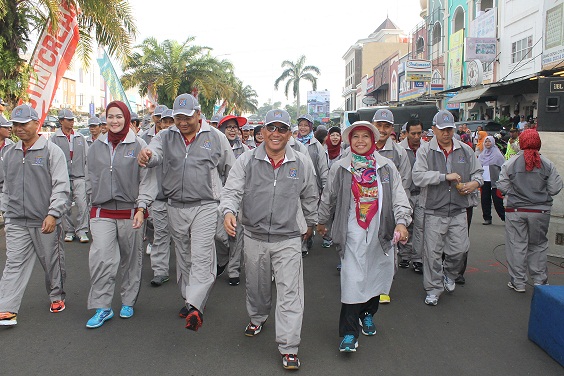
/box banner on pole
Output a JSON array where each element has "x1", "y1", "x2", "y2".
[{"x1": 97, "y1": 49, "x2": 132, "y2": 112}]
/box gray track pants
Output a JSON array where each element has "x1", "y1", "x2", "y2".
[
  {"x1": 168, "y1": 203, "x2": 217, "y2": 312},
  {"x1": 423, "y1": 212, "x2": 469, "y2": 296},
  {"x1": 398, "y1": 194, "x2": 424, "y2": 263},
  {"x1": 0, "y1": 224, "x2": 66, "y2": 313},
  {"x1": 215, "y1": 213, "x2": 243, "y2": 278},
  {"x1": 63, "y1": 178, "x2": 89, "y2": 237},
  {"x1": 505, "y1": 211, "x2": 550, "y2": 288},
  {"x1": 87, "y1": 218, "x2": 143, "y2": 309},
  {"x1": 149, "y1": 200, "x2": 171, "y2": 277},
  {"x1": 244, "y1": 236, "x2": 304, "y2": 355}
]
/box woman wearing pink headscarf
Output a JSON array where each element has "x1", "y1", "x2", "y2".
[{"x1": 478, "y1": 135, "x2": 506, "y2": 225}]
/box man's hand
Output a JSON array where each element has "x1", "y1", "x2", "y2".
[
  {"x1": 394, "y1": 224, "x2": 409, "y2": 244},
  {"x1": 302, "y1": 226, "x2": 313, "y2": 242},
  {"x1": 224, "y1": 212, "x2": 237, "y2": 237},
  {"x1": 137, "y1": 148, "x2": 153, "y2": 167},
  {"x1": 132, "y1": 211, "x2": 144, "y2": 229},
  {"x1": 316, "y1": 224, "x2": 327, "y2": 236},
  {"x1": 42, "y1": 215, "x2": 56, "y2": 234},
  {"x1": 446, "y1": 173, "x2": 462, "y2": 183},
  {"x1": 456, "y1": 181, "x2": 480, "y2": 195}
]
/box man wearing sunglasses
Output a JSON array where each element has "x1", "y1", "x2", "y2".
[{"x1": 219, "y1": 109, "x2": 318, "y2": 370}]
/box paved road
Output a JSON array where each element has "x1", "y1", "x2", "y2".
[{"x1": 0, "y1": 209, "x2": 563, "y2": 375}]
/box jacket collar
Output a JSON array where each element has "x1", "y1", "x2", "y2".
[
  {"x1": 98, "y1": 129, "x2": 138, "y2": 145},
  {"x1": 16, "y1": 135, "x2": 48, "y2": 151},
  {"x1": 429, "y1": 136, "x2": 461, "y2": 152},
  {"x1": 254, "y1": 142, "x2": 297, "y2": 163}
]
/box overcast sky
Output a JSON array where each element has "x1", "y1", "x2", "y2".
[{"x1": 130, "y1": 0, "x2": 424, "y2": 111}]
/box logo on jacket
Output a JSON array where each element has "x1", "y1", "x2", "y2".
[
  {"x1": 380, "y1": 170, "x2": 390, "y2": 183},
  {"x1": 201, "y1": 140, "x2": 211, "y2": 150},
  {"x1": 288, "y1": 168, "x2": 298, "y2": 179},
  {"x1": 77, "y1": 139, "x2": 83, "y2": 146},
  {"x1": 458, "y1": 155, "x2": 466, "y2": 163},
  {"x1": 124, "y1": 149, "x2": 136, "y2": 158},
  {"x1": 32, "y1": 156, "x2": 44, "y2": 166}
]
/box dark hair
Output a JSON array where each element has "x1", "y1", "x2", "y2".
[
  {"x1": 314, "y1": 128, "x2": 328, "y2": 145},
  {"x1": 405, "y1": 119, "x2": 423, "y2": 133}
]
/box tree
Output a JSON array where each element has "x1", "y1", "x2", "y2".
[
  {"x1": 274, "y1": 55, "x2": 320, "y2": 118},
  {"x1": 256, "y1": 100, "x2": 282, "y2": 119}
]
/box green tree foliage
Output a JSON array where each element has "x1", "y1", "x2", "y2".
[{"x1": 274, "y1": 55, "x2": 320, "y2": 118}]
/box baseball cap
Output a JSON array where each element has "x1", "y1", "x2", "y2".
[
  {"x1": 130, "y1": 112, "x2": 140, "y2": 122},
  {"x1": 0, "y1": 98, "x2": 7, "y2": 106},
  {"x1": 11, "y1": 104, "x2": 39, "y2": 123},
  {"x1": 342, "y1": 121, "x2": 380, "y2": 143},
  {"x1": 328, "y1": 126, "x2": 341, "y2": 134},
  {"x1": 87, "y1": 117, "x2": 101, "y2": 126},
  {"x1": 219, "y1": 115, "x2": 247, "y2": 127},
  {"x1": 99, "y1": 115, "x2": 107, "y2": 124},
  {"x1": 161, "y1": 109, "x2": 174, "y2": 119},
  {"x1": 296, "y1": 114, "x2": 314, "y2": 124},
  {"x1": 58, "y1": 108, "x2": 75, "y2": 119},
  {"x1": 210, "y1": 114, "x2": 221, "y2": 123},
  {"x1": 241, "y1": 123, "x2": 254, "y2": 131},
  {"x1": 172, "y1": 94, "x2": 200, "y2": 117},
  {"x1": 372, "y1": 109, "x2": 394, "y2": 124},
  {"x1": 432, "y1": 110, "x2": 455, "y2": 129},
  {"x1": 265, "y1": 109, "x2": 291, "y2": 128},
  {"x1": 0, "y1": 114, "x2": 12, "y2": 127},
  {"x1": 291, "y1": 125, "x2": 298, "y2": 133},
  {"x1": 153, "y1": 105, "x2": 168, "y2": 117}
]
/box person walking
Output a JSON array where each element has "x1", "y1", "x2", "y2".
[
  {"x1": 137, "y1": 93, "x2": 234, "y2": 331},
  {"x1": 219, "y1": 109, "x2": 318, "y2": 370},
  {"x1": 497, "y1": 130, "x2": 563, "y2": 292},
  {"x1": 0, "y1": 104, "x2": 70, "y2": 326},
  {"x1": 86, "y1": 117, "x2": 102, "y2": 146},
  {"x1": 322, "y1": 126, "x2": 345, "y2": 250},
  {"x1": 479, "y1": 136, "x2": 506, "y2": 225},
  {"x1": 85, "y1": 101, "x2": 157, "y2": 328},
  {"x1": 318, "y1": 121, "x2": 411, "y2": 353},
  {"x1": 505, "y1": 128, "x2": 520, "y2": 160},
  {"x1": 0, "y1": 115, "x2": 14, "y2": 207}
]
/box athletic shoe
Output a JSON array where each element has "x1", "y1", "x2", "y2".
[
  {"x1": 337, "y1": 263, "x2": 342, "y2": 272},
  {"x1": 322, "y1": 238, "x2": 333, "y2": 248},
  {"x1": 339, "y1": 335, "x2": 358, "y2": 352},
  {"x1": 229, "y1": 277, "x2": 240, "y2": 286},
  {"x1": 413, "y1": 262, "x2": 423, "y2": 274},
  {"x1": 179, "y1": 305, "x2": 189, "y2": 318},
  {"x1": 379, "y1": 294, "x2": 391, "y2": 304},
  {"x1": 482, "y1": 220, "x2": 492, "y2": 225},
  {"x1": 507, "y1": 281, "x2": 526, "y2": 293},
  {"x1": 79, "y1": 234, "x2": 89, "y2": 243},
  {"x1": 86, "y1": 308, "x2": 114, "y2": 328},
  {"x1": 359, "y1": 313, "x2": 376, "y2": 336},
  {"x1": 425, "y1": 294, "x2": 439, "y2": 306},
  {"x1": 217, "y1": 263, "x2": 227, "y2": 277},
  {"x1": 50, "y1": 300, "x2": 65, "y2": 313},
  {"x1": 64, "y1": 234, "x2": 74, "y2": 242},
  {"x1": 185, "y1": 307, "x2": 203, "y2": 331},
  {"x1": 444, "y1": 275, "x2": 456, "y2": 292},
  {"x1": 281, "y1": 354, "x2": 300, "y2": 370},
  {"x1": 0, "y1": 312, "x2": 17, "y2": 326},
  {"x1": 244, "y1": 321, "x2": 263, "y2": 336},
  {"x1": 151, "y1": 275, "x2": 169, "y2": 287},
  {"x1": 145, "y1": 243, "x2": 152, "y2": 255},
  {"x1": 302, "y1": 250, "x2": 308, "y2": 257},
  {"x1": 398, "y1": 259, "x2": 410, "y2": 268},
  {"x1": 120, "y1": 305, "x2": 134, "y2": 319},
  {"x1": 455, "y1": 275, "x2": 466, "y2": 285}
]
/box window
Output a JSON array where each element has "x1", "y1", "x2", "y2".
[
  {"x1": 453, "y1": 7, "x2": 465, "y2": 33},
  {"x1": 432, "y1": 70, "x2": 442, "y2": 84},
  {"x1": 511, "y1": 36, "x2": 533, "y2": 63},
  {"x1": 431, "y1": 22, "x2": 443, "y2": 59},
  {"x1": 481, "y1": 0, "x2": 493, "y2": 11},
  {"x1": 79, "y1": 94, "x2": 84, "y2": 106},
  {"x1": 78, "y1": 68, "x2": 83, "y2": 83},
  {"x1": 416, "y1": 37, "x2": 425, "y2": 54}
]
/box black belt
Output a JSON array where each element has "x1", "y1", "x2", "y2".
[{"x1": 505, "y1": 208, "x2": 550, "y2": 214}]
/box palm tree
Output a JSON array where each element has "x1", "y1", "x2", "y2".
[{"x1": 274, "y1": 55, "x2": 320, "y2": 117}]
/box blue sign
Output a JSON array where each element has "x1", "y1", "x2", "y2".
[
  {"x1": 414, "y1": 82, "x2": 424, "y2": 87},
  {"x1": 89, "y1": 103, "x2": 95, "y2": 117}
]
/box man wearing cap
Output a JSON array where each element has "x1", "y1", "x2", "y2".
[
  {"x1": 99, "y1": 115, "x2": 108, "y2": 135},
  {"x1": 0, "y1": 115, "x2": 14, "y2": 211},
  {"x1": 412, "y1": 110, "x2": 483, "y2": 306},
  {"x1": 139, "y1": 105, "x2": 168, "y2": 146},
  {"x1": 143, "y1": 108, "x2": 174, "y2": 285},
  {"x1": 215, "y1": 115, "x2": 249, "y2": 286},
  {"x1": 0, "y1": 104, "x2": 70, "y2": 326},
  {"x1": 86, "y1": 117, "x2": 102, "y2": 146},
  {"x1": 241, "y1": 123, "x2": 255, "y2": 148},
  {"x1": 209, "y1": 114, "x2": 221, "y2": 128},
  {"x1": 398, "y1": 119, "x2": 427, "y2": 273},
  {"x1": 137, "y1": 93, "x2": 234, "y2": 331},
  {"x1": 130, "y1": 112, "x2": 141, "y2": 134},
  {"x1": 50, "y1": 109, "x2": 90, "y2": 243},
  {"x1": 505, "y1": 128, "x2": 520, "y2": 160},
  {"x1": 219, "y1": 109, "x2": 318, "y2": 370}
]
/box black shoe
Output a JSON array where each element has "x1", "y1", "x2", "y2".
[
  {"x1": 185, "y1": 307, "x2": 203, "y2": 331},
  {"x1": 455, "y1": 275, "x2": 466, "y2": 285},
  {"x1": 217, "y1": 263, "x2": 227, "y2": 277},
  {"x1": 398, "y1": 259, "x2": 410, "y2": 268},
  {"x1": 482, "y1": 220, "x2": 492, "y2": 225},
  {"x1": 150, "y1": 275, "x2": 169, "y2": 286},
  {"x1": 179, "y1": 305, "x2": 189, "y2": 318},
  {"x1": 229, "y1": 277, "x2": 240, "y2": 286},
  {"x1": 413, "y1": 262, "x2": 423, "y2": 274},
  {"x1": 302, "y1": 250, "x2": 308, "y2": 258},
  {"x1": 306, "y1": 237, "x2": 313, "y2": 250}
]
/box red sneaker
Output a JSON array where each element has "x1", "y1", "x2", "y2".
[
  {"x1": 50, "y1": 300, "x2": 66, "y2": 313},
  {"x1": 185, "y1": 307, "x2": 203, "y2": 331}
]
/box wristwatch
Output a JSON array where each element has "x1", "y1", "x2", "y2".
[{"x1": 136, "y1": 207, "x2": 146, "y2": 214}]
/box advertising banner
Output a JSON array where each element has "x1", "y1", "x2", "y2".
[
  {"x1": 448, "y1": 30, "x2": 465, "y2": 89},
  {"x1": 405, "y1": 60, "x2": 432, "y2": 82},
  {"x1": 306, "y1": 90, "x2": 330, "y2": 123},
  {"x1": 542, "y1": 0, "x2": 564, "y2": 69},
  {"x1": 97, "y1": 49, "x2": 132, "y2": 111},
  {"x1": 465, "y1": 38, "x2": 497, "y2": 62}
]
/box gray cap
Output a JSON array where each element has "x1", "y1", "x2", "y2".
[
  {"x1": 372, "y1": 109, "x2": 394, "y2": 124},
  {"x1": 87, "y1": 117, "x2": 101, "y2": 126},
  {"x1": 291, "y1": 125, "x2": 298, "y2": 133},
  {"x1": 297, "y1": 114, "x2": 313, "y2": 124},
  {"x1": 432, "y1": 110, "x2": 455, "y2": 129},
  {"x1": 0, "y1": 114, "x2": 12, "y2": 127},
  {"x1": 241, "y1": 124, "x2": 254, "y2": 131},
  {"x1": 210, "y1": 114, "x2": 221, "y2": 123},
  {"x1": 58, "y1": 108, "x2": 75, "y2": 119},
  {"x1": 130, "y1": 112, "x2": 139, "y2": 121},
  {"x1": 11, "y1": 104, "x2": 39, "y2": 123},
  {"x1": 161, "y1": 109, "x2": 174, "y2": 119},
  {"x1": 99, "y1": 115, "x2": 107, "y2": 124},
  {"x1": 265, "y1": 109, "x2": 291, "y2": 127},
  {"x1": 153, "y1": 105, "x2": 168, "y2": 116},
  {"x1": 172, "y1": 94, "x2": 200, "y2": 117}
]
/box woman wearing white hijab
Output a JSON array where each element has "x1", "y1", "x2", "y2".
[{"x1": 478, "y1": 136, "x2": 506, "y2": 225}]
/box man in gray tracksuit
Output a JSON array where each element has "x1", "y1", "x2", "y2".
[
  {"x1": 412, "y1": 110, "x2": 483, "y2": 306},
  {"x1": 50, "y1": 109, "x2": 89, "y2": 243},
  {"x1": 219, "y1": 109, "x2": 318, "y2": 370},
  {"x1": 0, "y1": 104, "x2": 70, "y2": 326},
  {"x1": 0, "y1": 115, "x2": 14, "y2": 206},
  {"x1": 86, "y1": 117, "x2": 102, "y2": 146},
  {"x1": 138, "y1": 93, "x2": 234, "y2": 331}
]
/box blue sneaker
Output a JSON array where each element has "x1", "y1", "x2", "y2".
[
  {"x1": 120, "y1": 305, "x2": 134, "y2": 319},
  {"x1": 359, "y1": 313, "x2": 376, "y2": 336},
  {"x1": 86, "y1": 308, "x2": 114, "y2": 328},
  {"x1": 339, "y1": 334, "x2": 358, "y2": 352}
]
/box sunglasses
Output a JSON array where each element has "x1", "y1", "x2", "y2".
[{"x1": 265, "y1": 124, "x2": 290, "y2": 134}]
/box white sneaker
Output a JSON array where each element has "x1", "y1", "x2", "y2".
[
  {"x1": 425, "y1": 294, "x2": 439, "y2": 306},
  {"x1": 79, "y1": 234, "x2": 89, "y2": 243},
  {"x1": 444, "y1": 275, "x2": 456, "y2": 292},
  {"x1": 146, "y1": 243, "x2": 152, "y2": 255},
  {"x1": 64, "y1": 234, "x2": 75, "y2": 242}
]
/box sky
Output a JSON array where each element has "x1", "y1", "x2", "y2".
[{"x1": 129, "y1": 0, "x2": 425, "y2": 112}]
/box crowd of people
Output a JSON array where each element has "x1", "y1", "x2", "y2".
[{"x1": 0, "y1": 95, "x2": 561, "y2": 370}]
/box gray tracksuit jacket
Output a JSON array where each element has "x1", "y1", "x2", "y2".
[
  {"x1": 146, "y1": 121, "x2": 234, "y2": 206},
  {"x1": 497, "y1": 151, "x2": 563, "y2": 211},
  {"x1": 399, "y1": 138, "x2": 428, "y2": 196},
  {"x1": 50, "y1": 129, "x2": 88, "y2": 179},
  {"x1": 413, "y1": 137, "x2": 484, "y2": 217},
  {"x1": 141, "y1": 126, "x2": 167, "y2": 201},
  {"x1": 87, "y1": 130, "x2": 156, "y2": 210},
  {"x1": 302, "y1": 137, "x2": 328, "y2": 192},
  {"x1": 1, "y1": 137, "x2": 70, "y2": 227},
  {"x1": 0, "y1": 138, "x2": 15, "y2": 198},
  {"x1": 378, "y1": 137, "x2": 412, "y2": 193},
  {"x1": 218, "y1": 143, "x2": 319, "y2": 242},
  {"x1": 139, "y1": 126, "x2": 156, "y2": 145},
  {"x1": 318, "y1": 152, "x2": 412, "y2": 252}
]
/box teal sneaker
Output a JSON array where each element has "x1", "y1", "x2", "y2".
[
  {"x1": 86, "y1": 308, "x2": 114, "y2": 328},
  {"x1": 120, "y1": 305, "x2": 134, "y2": 319},
  {"x1": 359, "y1": 313, "x2": 376, "y2": 336},
  {"x1": 339, "y1": 334, "x2": 358, "y2": 352}
]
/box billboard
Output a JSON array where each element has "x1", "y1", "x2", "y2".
[
  {"x1": 405, "y1": 60, "x2": 432, "y2": 82},
  {"x1": 448, "y1": 30, "x2": 465, "y2": 89},
  {"x1": 306, "y1": 90, "x2": 330, "y2": 124},
  {"x1": 542, "y1": 0, "x2": 564, "y2": 69},
  {"x1": 465, "y1": 38, "x2": 497, "y2": 62}
]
